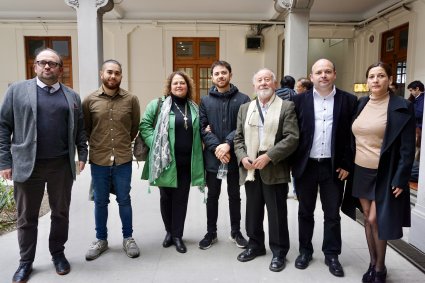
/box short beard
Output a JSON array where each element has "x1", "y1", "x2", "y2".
[
  {"x1": 103, "y1": 80, "x2": 121, "y2": 90},
  {"x1": 257, "y1": 88, "x2": 274, "y2": 100}
]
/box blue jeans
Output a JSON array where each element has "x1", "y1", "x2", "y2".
[{"x1": 91, "y1": 162, "x2": 133, "y2": 240}]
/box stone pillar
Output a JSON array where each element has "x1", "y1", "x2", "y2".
[
  {"x1": 65, "y1": 0, "x2": 114, "y2": 97},
  {"x1": 274, "y1": 0, "x2": 314, "y2": 80},
  {"x1": 284, "y1": 10, "x2": 310, "y2": 79},
  {"x1": 409, "y1": 131, "x2": 425, "y2": 252}
]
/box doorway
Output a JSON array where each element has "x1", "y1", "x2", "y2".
[{"x1": 173, "y1": 37, "x2": 219, "y2": 103}]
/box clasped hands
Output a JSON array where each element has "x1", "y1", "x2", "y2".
[{"x1": 242, "y1": 154, "x2": 271, "y2": 170}]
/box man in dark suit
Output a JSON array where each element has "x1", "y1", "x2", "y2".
[
  {"x1": 0, "y1": 48, "x2": 88, "y2": 283},
  {"x1": 291, "y1": 59, "x2": 357, "y2": 277},
  {"x1": 234, "y1": 68, "x2": 299, "y2": 272}
]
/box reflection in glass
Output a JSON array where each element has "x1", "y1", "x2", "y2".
[
  {"x1": 200, "y1": 89, "x2": 208, "y2": 98},
  {"x1": 399, "y1": 29, "x2": 408, "y2": 50},
  {"x1": 28, "y1": 40, "x2": 46, "y2": 58},
  {"x1": 176, "y1": 41, "x2": 193, "y2": 57},
  {"x1": 52, "y1": 40, "x2": 69, "y2": 57},
  {"x1": 176, "y1": 67, "x2": 193, "y2": 78},
  {"x1": 200, "y1": 41, "x2": 216, "y2": 57},
  {"x1": 396, "y1": 61, "x2": 406, "y2": 84}
]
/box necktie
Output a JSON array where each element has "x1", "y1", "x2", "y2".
[{"x1": 44, "y1": 86, "x2": 53, "y2": 93}]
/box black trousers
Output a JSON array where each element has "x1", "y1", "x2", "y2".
[
  {"x1": 13, "y1": 156, "x2": 73, "y2": 263},
  {"x1": 159, "y1": 164, "x2": 191, "y2": 238},
  {"x1": 205, "y1": 171, "x2": 241, "y2": 234},
  {"x1": 295, "y1": 159, "x2": 344, "y2": 256},
  {"x1": 245, "y1": 173, "x2": 289, "y2": 257}
]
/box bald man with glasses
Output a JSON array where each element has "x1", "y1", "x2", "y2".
[{"x1": 0, "y1": 48, "x2": 87, "y2": 283}]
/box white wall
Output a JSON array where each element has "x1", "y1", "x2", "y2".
[{"x1": 1, "y1": 3, "x2": 425, "y2": 109}]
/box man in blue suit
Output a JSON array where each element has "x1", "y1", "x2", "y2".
[{"x1": 291, "y1": 59, "x2": 357, "y2": 277}]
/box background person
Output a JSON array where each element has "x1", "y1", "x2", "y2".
[
  {"x1": 0, "y1": 48, "x2": 87, "y2": 283},
  {"x1": 295, "y1": 77, "x2": 313, "y2": 94},
  {"x1": 407, "y1": 80, "x2": 424, "y2": 161},
  {"x1": 275, "y1": 75, "x2": 296, "y2": 101},
  {"x1": 352, "y1": 62, "x2": 415, "y2": 283},
  {"x1": 82, "y1": 59, "x2": 141, "y2": 261},
  {"x1": 140, "y1": 71, "x2": 205, "y2": 253},
  {"x1": 198, "y1": 60, "x2": 250, "y2": 250}
]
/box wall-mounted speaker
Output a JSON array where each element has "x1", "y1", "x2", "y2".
[{"x1": 246, "y1": 35, "x2": 263, "y2": 51}]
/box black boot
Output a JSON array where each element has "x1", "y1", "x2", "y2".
[{"x1": 172, "y1": 237, "x2": 187, "y2": 253}]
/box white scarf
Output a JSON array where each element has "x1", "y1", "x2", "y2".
[{"x1": 244, "y1": 95, "x2": 282, "y2": 181}]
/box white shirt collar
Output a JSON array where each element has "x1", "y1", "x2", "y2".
[
  {"x1": 312, "y1": 85, "x2": 336, "y2": 99},
  {"x1": 36, "y1": 77, "x2": 60, "y2": 93}
]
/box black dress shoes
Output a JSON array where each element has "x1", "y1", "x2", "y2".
[
  {"x1": 362, "y1": 264, "x2": 376, "y2": 282},
  {"x1": 52, "y1": 254, "x2": 71, "y2": 275},
  {"x1": 172, "y1": 237, "x2": 187, "y2": 253},
  {"x1": 269, "y1": 256, "x2": 286, "y2": 272},
  {"x1": 374, "y1": 267, "x2": 387, "y2": 283},
  {"x1": 325, "y1": 256, "x2": 344, "y2": 277},
  {"x1": 295, "y1": 253, "x2": 312, "y2": 269},
  {"x1": 12, "y1": 262, "x2": 33, "y2": 283},
  {"x1": 163, "y1": 232, "x2": 173, "y2": 248},
  {"x1": 237, "y1": 248, "x2": 266, "y2": 262}
]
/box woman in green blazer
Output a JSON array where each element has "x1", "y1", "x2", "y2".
[{"x1": 140, "y1": 71, "x2": 204, "y2": 253}]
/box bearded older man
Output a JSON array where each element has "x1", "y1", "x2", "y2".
[{"x1": 233, "y1": 68, "x2": 299, "y2": 272}]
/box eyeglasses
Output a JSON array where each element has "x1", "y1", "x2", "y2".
[
  {"x1": 36, "y1": 60, "x2": 62, "y2": 68},
  {"x1": 247, "y1": 109, "x2": 263, "y2": 128}
]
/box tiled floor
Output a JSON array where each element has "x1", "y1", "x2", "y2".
[{"x1": 1, "y1": 163, "x2": 424, "y2": 282}]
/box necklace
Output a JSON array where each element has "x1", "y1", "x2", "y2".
[{"x1": 174, "y1": 102, "x2": 188, "y2": 130}]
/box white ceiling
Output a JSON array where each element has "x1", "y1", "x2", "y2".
[{"x1": 0, "y1": 0, "x2": 406, "y2": 23}]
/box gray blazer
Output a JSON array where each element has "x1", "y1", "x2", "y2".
[
  {"x1": 0, "y1": 78, "x2": 88, "y2": 182},
  {"x1": 234, "y1": 99, "x2": 299, "y2": 185}
]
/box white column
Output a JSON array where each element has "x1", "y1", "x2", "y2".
[
  {"x1": 65, "y1": 0, "x2": 113, "y2": 97},
  {"x1": 409, "y1": 133, "x2": 425, "y2": 252},
  {"x1": 104, "y1": 25, "x2": 138, "y2": 91},
  {"x1": 284, "y1": 9, "x2": 310, "y2": 79}
]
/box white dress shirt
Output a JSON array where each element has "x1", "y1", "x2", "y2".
[{"x1": 309, "y1": 86, "x2": 336, "y2": 159}]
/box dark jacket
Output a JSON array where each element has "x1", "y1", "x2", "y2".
[
  {"x1": 356, "y1": 95, "x2": 415, "y2": 240},
  {"x1": 413, "y1": 92, "x2": 424, "y2": 129},
  {"x1": 0, "y1": 78, "x2": 88, "y2": 182},
  {"x1": 234, "y1": 99, "x2": 299, "y2": 185},
  {"x1": 291, "y1": 88, "x2": 358, "y2": 180},
  {"x1": 275, "y1": 87, "x2": 296, "y2": 101},
  {"x1": 199, "y1": 84, "x2": 251, "y2": 173}
]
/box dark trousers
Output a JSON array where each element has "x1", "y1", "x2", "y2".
[
  {"x1": 206, "y1": 171, "x2": 241, "y2": 234},
  {"x1": 295, "y1": 159, "x2": 344, "y2": 256},
  {"x1": 245, "y1": 173, "x2": 289, "y2": 257},
  {"x1": 159, "y1": 164, "x2": 191, "y2": 238},
  {"x1": 13, "y1": 156, "x2": 73, "y2": 263}
]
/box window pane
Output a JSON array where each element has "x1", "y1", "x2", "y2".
[
  {"x1": 176, "y1": 41, "x2": 193, "y2": 57},
  {"x1": 399, "y1": 29, "x2": 408, "y2": 50},
  {"x1": 28, "y1": 39, "x2": 46, "y2": 58},
  {"x1": 200, "y1": 88, "x2": 208, "y2": 98},
  {"x1": 52, "y1": 40, "x2": 69, "y2": 57},
  {"x1": 176, "y1": 67, "x2": 193, "y2": 78},
  {"x1": 200, "y1": 41, "x2": 216, "y2": 57}
]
